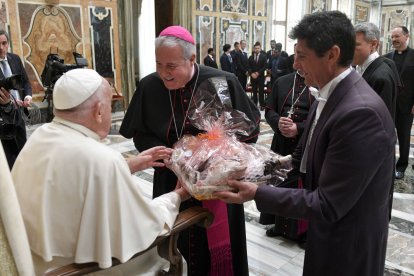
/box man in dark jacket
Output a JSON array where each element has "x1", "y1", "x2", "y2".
[
  {"x1": 248, "y1": 42, "x2": 268, "y2": 109},
  {"x1": 0, "y1": 30, "x2": 32, "y2": 169},
  {"x1": 220, "y1": 44, "x2": 235, "y2": 73},
  {"x1": 203, "y1": 47, "x2": 218, "y2": 69},
  {"x1": 233, "y1": 40, "x2": 249, "y2": 90},
  {"x1": 216, "y1": 11, "x2": 395, "y2": 276},
  {"x1": 384, "y1": 26, "x2": 414, "y2": 179}
]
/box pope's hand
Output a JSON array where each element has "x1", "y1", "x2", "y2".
[
  {"x1": 174, "y1": 181, "x2": 191, "y2": 201},
  {"x1": 127, "y1": 146, "x2": 173, "y2": 173}
]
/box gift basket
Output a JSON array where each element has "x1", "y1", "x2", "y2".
[{"x1": 168, "y1": 77, "x2": 292, "y2": 200}]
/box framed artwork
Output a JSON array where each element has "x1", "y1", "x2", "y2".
[
  {"x1": 355, "y1": 1, "x2": 370, "y2": 24},
  {"x1": 308, "y1": 0, "x2": 329, "y2": 13},
  {"x1": 221, "y1": 0, "x2": 248, "y2": 14}
]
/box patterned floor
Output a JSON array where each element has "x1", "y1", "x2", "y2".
[{"x1": 26, "y1": 111, "x2": 414, "y2": 275}]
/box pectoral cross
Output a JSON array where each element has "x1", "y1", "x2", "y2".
[{"x1": 287, "y1": 107, "x2": 294, "y2": 119}]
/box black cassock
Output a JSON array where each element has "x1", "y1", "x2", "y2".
[
  {"x1": 120, "y1": 64, "x2": 260, "y2": 276},
  {"x1": 260, "y1": 72, "x2": 314, "y2": 240}
]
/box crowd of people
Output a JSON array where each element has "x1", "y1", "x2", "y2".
[
  {"x1": 0, "y1": 8, "x2": 413, "y2": 276},
  {"x1": 206, "y1": 38, "x2": 293, "y2": 110}
]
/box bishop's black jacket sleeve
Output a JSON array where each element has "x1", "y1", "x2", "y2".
[
  {"x1": 264, "y1": 79, "x2": 281, "y2": 133},
  {"x1": 226, "y1": 74, "x2": 260, "y2": 143},
  {"x1": 119, "y1": 85, "x2": 167, "y2": 152}
]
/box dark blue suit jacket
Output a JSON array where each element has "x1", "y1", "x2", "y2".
[{"x1": 220, "y1": 53, "x2": 234, "y2": 73}]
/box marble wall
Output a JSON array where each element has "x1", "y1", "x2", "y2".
[
  {"x1": 0, "y1": 0, "x2": 121, "y2": 101},
  {"x1": 193, "y1": 0, "x2": 271, "y2": 65}
]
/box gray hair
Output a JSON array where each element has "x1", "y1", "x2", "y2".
[
  {"x1": 354, "y1": 22, "x2": 380, "y2": 42},
  {"x1": 155, "y1": 36, "x2": 196, "y2": 60}
]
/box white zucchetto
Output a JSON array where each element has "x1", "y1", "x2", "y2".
[{"x1": 53, "y1": 68, "x2": 102, "y2": 110}]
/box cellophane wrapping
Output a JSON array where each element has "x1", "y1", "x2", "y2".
[{"x1": 168, "y1": 77, "x2": 292, "y2": 200}]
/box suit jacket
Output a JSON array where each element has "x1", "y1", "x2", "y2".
[
  {"x1": 384, "y1": 47, "x2": 414, "y2": 113},
  {"x1": 248, "y1": 52, "x2": 267, "y2": 78},
  {"x1": 203, "y1": 55, "x2": 218, "y2": 69},
  {"x1": 0, "y1": 53, "x2": 32, "y2": 99},
  {"x1": 255, "y1": 71, "x2": 396, "y2": 276},
  {"x1": 220, "y1": 53, "x2": 234, "y2": 73},
  {"x1": 268, "y1": 55, "x2": 288, "y2": 79},
  {"x1": 0, "y1": 52, "x2": 31, "y2": 168},
  {"x1": 266, "y1": 49, "x2": 288, "y2": 61},
  {"x1": 362, "y1": 56, "x2": 399, "y2": 120},
  {"x1": 234, "y1": 50, "x2": 249, "y2": 77}
]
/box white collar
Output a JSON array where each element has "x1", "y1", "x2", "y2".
[
  {"x1": 316, "y1": 67, "x2": 353, "y2": 102},
  {"x1": 53, "y1": 116, "x2": 101, "y2": 141},
  {"x1": 356, "y1": 52, "x2": 379, "y2": 74}
]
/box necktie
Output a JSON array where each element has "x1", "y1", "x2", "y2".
[
  {"x1": 1, "y1": 60, "x2": 12, "y2": 78},
  {"x1": 1, "y1": 60, "x2": 20, "y2": 100},
  {"x1": 255, "y1": 54, "x2": 259, "y2": 63},
  {"x1": 228, "y1": 55, "x2": 232, "y2": 63}
]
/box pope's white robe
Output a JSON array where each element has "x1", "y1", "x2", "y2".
[{"x1": 12, "y1": 117, "x2": 181, "y2": 275}]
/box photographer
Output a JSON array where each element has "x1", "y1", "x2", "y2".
[{"x1": 0, "y1": 30, "x2": 32, "y2": 169}]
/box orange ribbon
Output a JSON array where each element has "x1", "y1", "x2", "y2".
[{"x1": 198, "y1": 132, "x2": 220, "y2": 140}]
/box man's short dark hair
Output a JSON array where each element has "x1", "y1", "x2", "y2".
[
  {"x1": 0, "y1": 30, "x2": 10, "y2": 42},
  {"x1": 234, "y1": 41, "x2": 240, "y2": 47},
  {"x1": 254, "y1": 41, "x2": 261, "y2": 47},
  {"x1": 289, "y1": 11, "x2": 355, "y2": 67},
  {"x1": 223, "y1": 44, "x2": 231, "y2": 52},
  {"x1": 207, "y1": 48, "x2": 214, "y2": 54},
  {"x1": 399, "y1": 26, "x2": 409, "y2": 35},
  {"x1": 275, "y1": 43, "x2": 282, "y2": 51}
]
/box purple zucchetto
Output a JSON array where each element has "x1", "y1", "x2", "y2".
[{"x1": 159, "y1": 26, "x2": 195, "y2": 45}]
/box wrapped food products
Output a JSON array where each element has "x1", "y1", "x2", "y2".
[{"x1": 168, "y1": 77, "x2": 292, "y2": 200}]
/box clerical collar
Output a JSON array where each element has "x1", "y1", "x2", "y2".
[{"x1": 396, "y1": 47, "x2": 408, "y2": 55}]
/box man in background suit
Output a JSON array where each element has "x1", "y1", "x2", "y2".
[
  {"x1": 216, "y1": 11, "x2": 395, "y2": 276},
  {"x1": 267, "y1": 43, "x2": 288, "y2": 89},
  {"x1": 233, "y1": 40, "x2": 249, "y2": 90},
  {"x1": 248, "y1": 42, "x2": 267, "y2": 109},
  {"x1": 353, "y1": 22, "x2": 399, "y2": 120},
  {"x1": 203, "y1": 47, "x2": 218, "y2": 69},
  {"x1": 220, "y1": 43, "x2": 235, "y2": 73},
  {"x1": 0, "y1": 30, "x2": 32, "y2": 169},
  {"x1": 384, "y1": 26, "x2": 414, "y2": 179}
]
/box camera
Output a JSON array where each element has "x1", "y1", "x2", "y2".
[
  {"x1": 41, "y1": 52, "x2": 88, "y2": 89},
  {"x1": 0, "y1": 74, "x2": 23, "y2": 91},
  {"x1": 40, "y1": 51, "x2": 88, "y2": 122}
]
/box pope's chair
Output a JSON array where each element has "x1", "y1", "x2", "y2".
[{"x1": 0, "y1": 143, "x2": 213, "y2": 276}]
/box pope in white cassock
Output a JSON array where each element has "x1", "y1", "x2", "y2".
[{"x1": 12, "y1": 69, "x2": 189, "y2": 275}]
